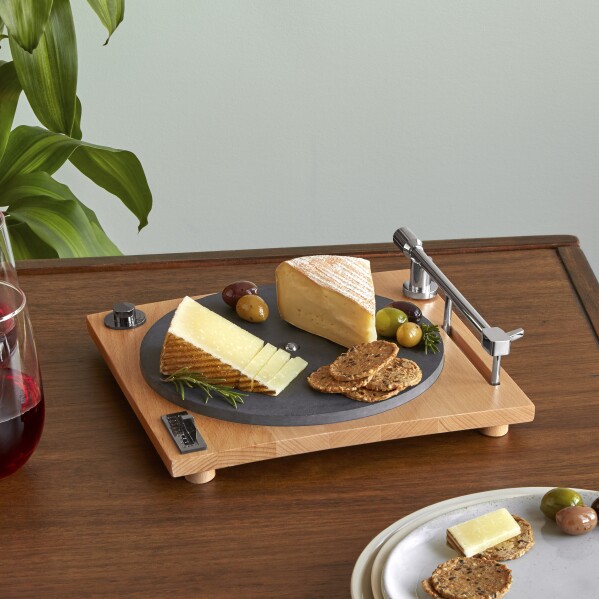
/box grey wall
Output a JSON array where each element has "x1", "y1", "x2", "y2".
[{"x1": 5, "y1": 1, "x2": 599, "y2": 275}]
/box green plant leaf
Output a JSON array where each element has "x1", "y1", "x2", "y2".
[
  {"x1": 86, "y1": 0, "x2": 124, "y2": 45},
  {"x1": 77, "y1": 200, "x2": 121, "y2": 255},
  {"x1": 0, "y1": 126, "x2": 152, "y2": 231},
  {"x1": 6, "y1": 192, "x2": 118, "y2": 258},
  {"x1": 0, "y1": 0, "x2": 53, "y2": 53},
  {"x1": 70, "y1": 146, "x2": 151, "y2": 231},
  {"x1": 10, "y1": 0, "x2": 76, "y2": 135},
  {"x1": 5, "y1": 219, "x2": 57, "y2": 259},
  {"x1": 0, "y1": 61, "x2": 22, "y2": 157},
  {"x1": 71, "y1": 96, "x2": 82, "y2": 140},
  {"x1": 1, "y1": 171, "x2": 121, "y2": 255},
  {"x1": 0, "y1": 126, "x2": 78, "y2": 182}
]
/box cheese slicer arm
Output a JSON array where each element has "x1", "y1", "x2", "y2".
[{"x1": 393, "y1": 227, "x2": 524, "y2": 386}]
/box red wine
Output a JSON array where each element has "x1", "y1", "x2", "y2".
[{"x1": 0, "y1": 369, "x2": 44, "y2": 479}]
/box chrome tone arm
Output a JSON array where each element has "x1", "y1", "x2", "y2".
[{"x1": 393, "y1": 227, "x2": 524, "y2": 385}]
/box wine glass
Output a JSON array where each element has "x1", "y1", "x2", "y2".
[
  {"x1": 0, "y1": 281, "x2": 44, "y2": 479},
  {"x1": 0, "y1": 212, "x2": 18, "y2": 285}
]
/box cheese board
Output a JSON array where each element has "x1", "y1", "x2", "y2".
[
  {"x1": 139, "y1": 286, "x2": 444, "y2": 427},
  {"x1": 86, "y1": 269, "x2": 535, "y2": 484}
]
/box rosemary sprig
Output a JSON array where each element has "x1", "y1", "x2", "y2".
[
  {"x1": 420, "y1": 323, "x2": 441, "y2": 354},
  {"x1": 162, "y1": 368, "x2": 246, "y2": 409}
]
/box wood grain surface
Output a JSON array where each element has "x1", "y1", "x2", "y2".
[{"x1": 2, "y1": 235, "x2": 598, "y2": 599}]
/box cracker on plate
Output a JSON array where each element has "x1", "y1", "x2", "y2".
[
  {"x1": 365, "y1": 357, "x2": 422, "y2": 391},
  {"x1": 329, "y1": 340, "x2": 397, "y2": 382},
  {"x1": 343, "y1": 385, "x2": 401, "y2": 403},
  {"x1": 474, "y1": 515, "x2": 535, "y2": 561},
  {"x1": 430, "y1": 557, "x2": 512, "y2": 599},
  {"x1": 307, "y1": 365, "x2": 371, "y2": 394},
  {"x1": 421, "y1": 577, "x2": 444, "y2": 598}
]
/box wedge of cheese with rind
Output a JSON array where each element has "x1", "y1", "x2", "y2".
[
  {"x1": 275, "y1": 255, "x2": 377, "y2": 348},
  {"x1": 160, "y1": 298, "x2": 306, "y2": 397},
  {"x1": 160, "y1": 296, "x2": 263, "y2": 388}
]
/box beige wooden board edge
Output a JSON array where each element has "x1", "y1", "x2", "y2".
[{"x1": 86, "y1": 269, "x2": 535, "y2": 478}]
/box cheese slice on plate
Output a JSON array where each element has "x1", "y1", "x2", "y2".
[
  {"x1": 238, "y1": 343, "x2": 278, "y2": 391},
  {"x1": 252, "y1": 348, "x2": 291, "y2": 394},
  {"x1": 160, "y1": 297, "x2": 306, "y2": 396},
  {"x1": 264, "y1": 357, "x2": 308, "y2": 396},
  {"x1": 446, "y1": 508, "x2": 521, "y2": 557},
  {"x1": 275, "y1": 255, "x2": 377, "y2": 348}
]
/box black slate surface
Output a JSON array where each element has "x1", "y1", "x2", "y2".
[{"x1": 139, "y1": 286, "x2": 444, "y2": 427}]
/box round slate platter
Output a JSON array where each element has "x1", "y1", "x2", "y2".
[{"x1": 139, "y1": 286, "x2": 444, "y2": 427}]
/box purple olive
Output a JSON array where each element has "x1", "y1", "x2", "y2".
[
  {"x1": 555, "y1": 506, "x2": 597, "y2": 535},
  {"x1": 387, "y1": 300, "x2": 422, "y2": 324},
  {"x1": 222, "y1": 281, "x2": 258, "y2": 308}
]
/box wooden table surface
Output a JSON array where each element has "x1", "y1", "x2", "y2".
[{"x1": 2, "y1": 235, "x2": 598, "y2": 598}]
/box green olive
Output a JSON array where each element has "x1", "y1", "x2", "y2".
[
  {"x1": 236, "y1": 295, "x2": 269, "y2": 323},
  {"x1": 375, "y1": 307, "x2": 408, "y2": 337},
  {"x1": 540, "y1": 487, "x2": 584, "y2": 520},
  {"x1": 396, "y1": 322, "x2": 423, "y2": 348}
]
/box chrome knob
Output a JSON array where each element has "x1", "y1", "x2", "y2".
[{"x1": 104, "y1": 302, "x2": 146, "y2": 330}]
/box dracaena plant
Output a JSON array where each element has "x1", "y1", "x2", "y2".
[{"x1": 0, "y1": 0, "x2": 151, "y2": 258}]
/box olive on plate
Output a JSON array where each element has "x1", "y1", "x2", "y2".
[
  {"x1": 375, "y1": 307, "x2": 407, "y2": 337},
  {"x1": 222, "y1": 281, "x2": 258, "y2": 308},
  {"x1": 540, "y1": 487, "x2": 585, "y2": 520},
  {"x1": 591, "y1": 497, "x2": 599, "y2": 514},
  {"x1": 236, "y1": 295, "x2": 269, "y2": 323},
  {"x1": 387, "y1": 300, "x2": 422, "y2": 324},
  {"x1": 555, "y1": 506, "x2": 597, "y2": 535},
  {"x1": 396, "y1": 322, "x2": 422, "y2": 348}
]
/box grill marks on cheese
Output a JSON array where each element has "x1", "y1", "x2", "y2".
[
  {"x1": 160, "y1": 297, "x2": 307, "y2": 396},
  {"x1": 275, "y1": 255, "x2": 377, "y2": 348}
]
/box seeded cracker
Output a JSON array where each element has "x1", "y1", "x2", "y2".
[
  {"x1": 307, "y1": 365, "x2": 372, "y2": 393},
  {"x1": 365, "y1": 357, "x2": 422, "y2": 392},
  {"x1": 329, "y1": 340, "x2": 397, "y2": 382},
  {"x1": 343, "y1": 386, "x2": 401, "y2": 403},
  {"x1": 474, "y1": 515, "x2": 535, "y2": 561},
  {"x1": 421, "y1": 578, "x2": 444, "y2": 598},
  {"x1": 430, "y1": 557, "x2": 512, "y2": 599}
]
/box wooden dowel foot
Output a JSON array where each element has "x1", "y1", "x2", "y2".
[
  {"x1": 479, "y1": 425, "x2": 509, "y2": 437},
  {"x1": 185, "y1": 469, "x2": 216, "y2": 484}
]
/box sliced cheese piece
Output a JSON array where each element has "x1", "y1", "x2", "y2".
[
  {"x1": 275, "y1": 255, "x2": 377, "y2": 348},
  {"x1": 446, "y1": 508, "x2": 521, "y2": 557},
  {"x1": 160, "y1": 297, "x2": 263, "y2": 386},
  {"x1": 252, "y1": 348, "x2": 291, "y2": 394},
  {"x1": 264, "y1": 357, "x2": 309, "y2": 396},
  {"x1": 160, "y1": 297, "x2": 308, "y2": 397},
  {"x1": 238, "y1": 344, "x2": 278, "y2": 391}
]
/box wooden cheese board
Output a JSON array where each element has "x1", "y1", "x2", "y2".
[{"x1": 86, "y1": 269, "x2": 535, "y2": 484}]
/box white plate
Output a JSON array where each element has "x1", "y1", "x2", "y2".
[
  {"x1": 381, "y1": 487, "x2": 598, "y2": 599},
  {"x1": 350, "y1": 487, "x2": 598, "y2": 599},
  {"x1": 350, "y1": 488, "x2": 531, "y2": 598}
]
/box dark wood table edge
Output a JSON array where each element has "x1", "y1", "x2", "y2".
[
  {"x1": 17, "y1": 233, "x2": 598, "y2": 339},
  {"x1": 557, "y1": 245, "x2": 599, "y2": 341},
  {"x1": 16, "y1": 234, "x2": 580, "y2": 273}
]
